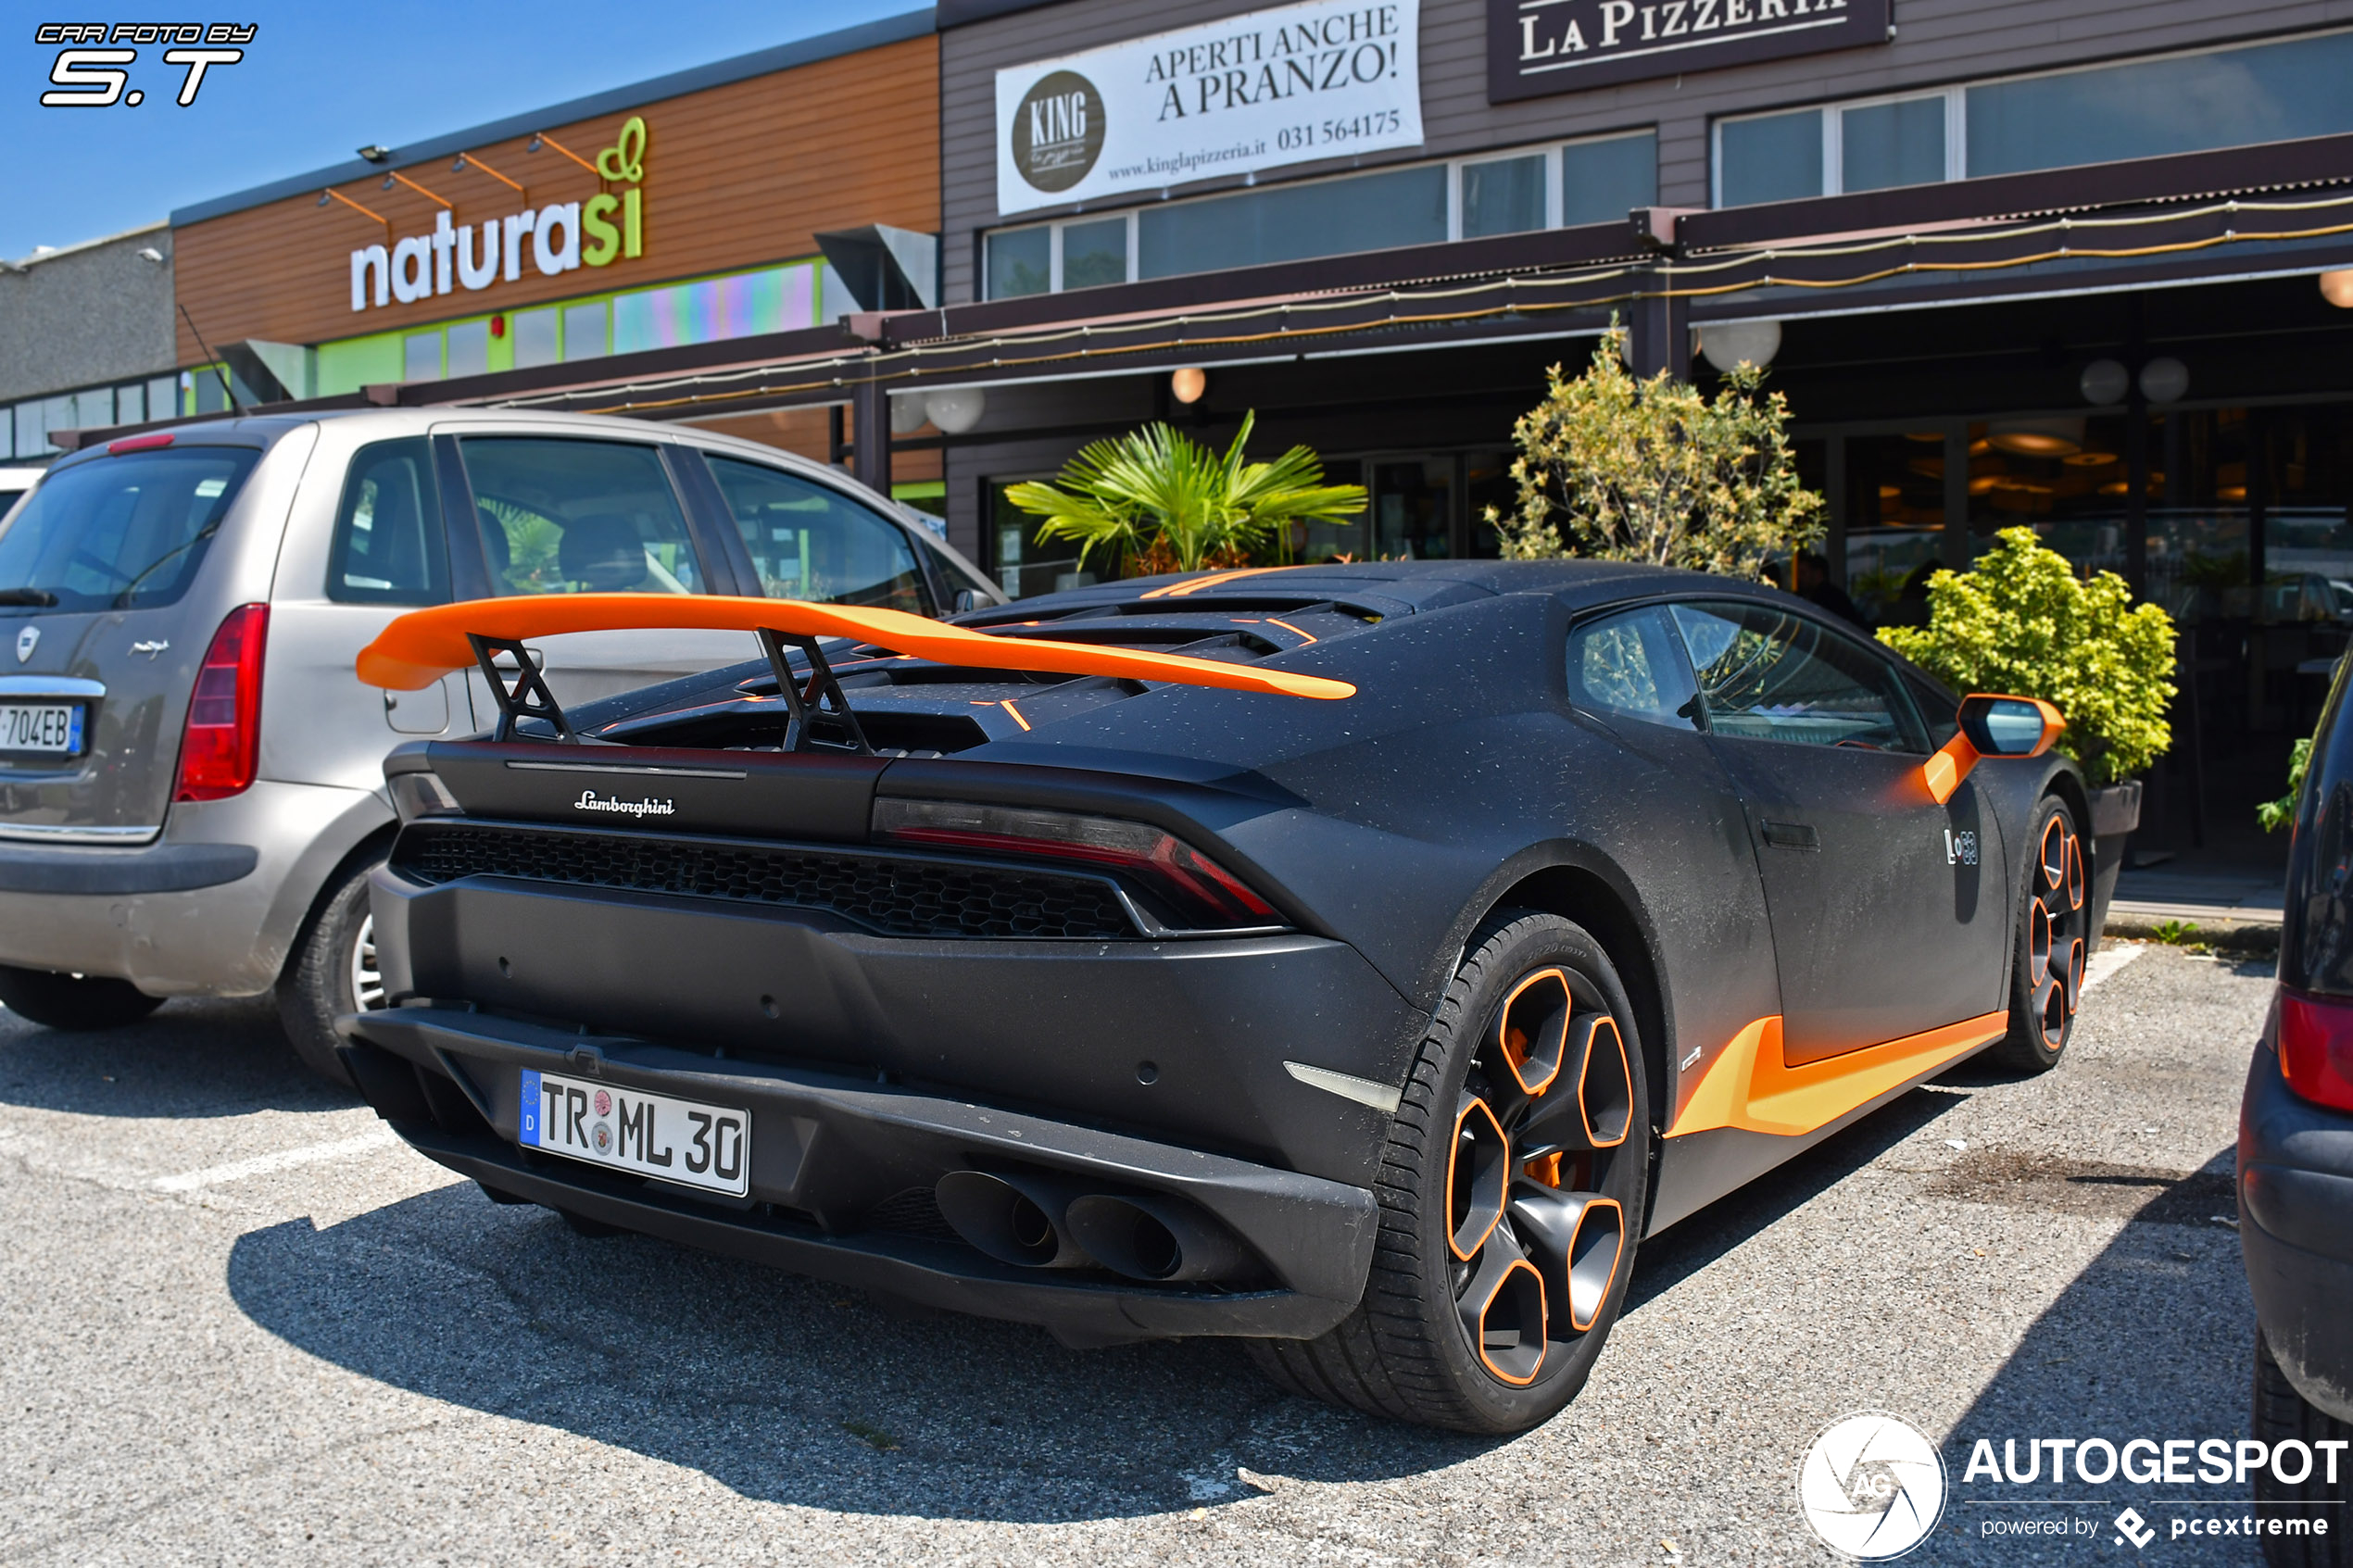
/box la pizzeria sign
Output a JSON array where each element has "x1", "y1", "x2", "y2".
[
  {"x1": 1489, "y1": 0, "x2": 1890, "y2": 101},
  {"x1": 347, "y1": 118, "x2": 648, "y2": 312}
]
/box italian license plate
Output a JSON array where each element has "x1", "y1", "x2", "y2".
[
  {"x1": 519, "y1": 1069, "x2": 750, "y2": 1197},
  {"x1": 0, "y1": 703, "x2": 82, "y2": 754}
]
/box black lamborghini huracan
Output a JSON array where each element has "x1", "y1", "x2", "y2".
[{"x1": 343, "y1": 559, "x2": 2094, "y2": 1434}]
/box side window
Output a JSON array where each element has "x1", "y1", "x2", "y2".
[
  {"x1": 1669, "y1": 600, "x2": 1926, "y2": 752},
  {"x1": 1567, "y1": 606, "x2": 1701, "y2": 731},
  {"x1": 327, "y1": 438, "x2": 449, "y2": 605},
  {"x1": 458, "y1": 437, "x2": 704, "y2": 596},
  {"x1": 705, "y1": 458, "x2": 929, "y2": 614},
  {"x1": 1906, "y1": 672, "x2": 1961, "y2": 749},
  {"x1": 917, "y1": 533, "x2": 999, "y2": 612}
]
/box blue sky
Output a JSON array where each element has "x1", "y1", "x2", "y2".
[{"x1": 5, "y1": 2, "x2": 925, "y2": 260}]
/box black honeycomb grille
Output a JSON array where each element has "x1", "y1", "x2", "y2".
[{"x1": 393, "y1": 824, "x2": 1137, "y2": 939}]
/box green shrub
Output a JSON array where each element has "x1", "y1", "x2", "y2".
[
  {"x1": 1486, "y1": 330, "x2": 1823, "y2": 578},
  {"x1": 1878, "y1": 526, "x2": 2176, "y2": 785}
]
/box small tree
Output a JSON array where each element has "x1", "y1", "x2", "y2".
[
  {"x1": 1877, "y1": 526, "x2": 2177, "y2": 787},
  {"x1": 1488, "y1": 330, "x2": 1823, "y2": 577},
  {"x1": 1005, "y1": 411, "x2": 1365, "y2": 577}
]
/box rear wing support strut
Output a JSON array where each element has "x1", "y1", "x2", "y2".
[
  {"x1": 468, "y1": 634, "x2": 576, "y2": 743},
  {"x1": 756, "y1": 627, "x2": 875, "y2": 755}
]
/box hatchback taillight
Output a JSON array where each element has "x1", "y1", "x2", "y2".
[
  {"x1": 174, "y1": 603, "x2": 267, "y2": 802},
  {"x1": 872, "y1": 797, "x2": 1280, "y2": 930},
  {"x1": 2276, "y1": 988, "x2": 2353, "y2": 1114}
]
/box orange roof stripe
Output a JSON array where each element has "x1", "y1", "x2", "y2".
[
  {"x1": 354, "y1": 594, "x2": 1356, "y2": 701},
  {"x1": 1138, "y1": 566, "x2": 1296, "y2": 599}
]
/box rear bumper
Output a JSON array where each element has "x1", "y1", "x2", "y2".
[
  {"x1": 340, "y1": 1005, "x2": 1378, "y2": 1343},
  {"x1": 0, "y1": 781, "x2": 389, "y2": 996},
  {"x1": 366, "y1": 862, "x2": 1423, "y2": 1188},
  {"x1": 2239, "y1": 1040, "x2": 2353, "y2": 1424}
]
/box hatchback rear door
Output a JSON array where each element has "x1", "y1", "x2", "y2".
[{"x1": 0, "y1": 433, "x2": 289, "y2": 840}]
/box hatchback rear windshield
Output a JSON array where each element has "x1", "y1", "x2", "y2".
[{"x1": 0, "y1": 446, "x2": 261, "y2": 612}]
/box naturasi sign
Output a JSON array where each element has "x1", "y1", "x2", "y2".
[{"x1": 349, "y1": 117, "x2": 648, "y2": 313}]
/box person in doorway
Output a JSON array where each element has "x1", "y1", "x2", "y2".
[{"x1": 1793, "y1": 550, "x2": 1867, "y2": 627}]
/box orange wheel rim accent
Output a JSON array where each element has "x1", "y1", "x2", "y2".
[
  {"x1": 1494, "y1": 969, "x2": 1570, "y2": 1098},
  {"x1": 2029, "y1": 898, "x2": 2052, "y2": 984},
  {"x1": 2064, "y1": 832, "x2": 2085, "y2": 912},
  {"x1": 2066, "y1": 938, "x2": 2086, "y2": 1013},
  {"x1": 1446, "y1": 1096, "x2": 1510, "y2": 1261},
  {"x1": 1470, "y1": 1255, "x2": 1548, "y2": 1386},
  {"x1": 1575, "y1": 1015, "x2": 1632, "y2": 1149},
  {"x1": 1566, "y1": 1196, "x2": 1626, "y2": 1333},
  {"x1": 2039, "y1": 816, "x2": 2066, "y2": 890}
]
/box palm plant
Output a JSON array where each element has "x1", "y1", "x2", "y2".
[{"x1": 1005, "y1": 411, "x2": 1366, "y2": 576}]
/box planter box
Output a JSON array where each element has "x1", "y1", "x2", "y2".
[{"x1": 2085, "y1": 779, "x2": 2143, "y2": 950}]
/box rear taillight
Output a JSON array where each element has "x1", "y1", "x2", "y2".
[
  {"x1": 873, "y1": 798, "x2": 1280, "y2": 930},
  {"x1": 2277, "y1": 988, "x2": 2353, "y2": 1114},
  {"x1": 173, "y1": 603, "x2": 267, "y2": 802}
]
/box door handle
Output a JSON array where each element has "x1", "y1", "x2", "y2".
[{"x1": 1760, "y1": 820, "x2": 1819, "y2": 850}]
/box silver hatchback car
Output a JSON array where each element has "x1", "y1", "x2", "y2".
[{"x1": 0, "y1": 408, "x2": 999, "y2": 1080}]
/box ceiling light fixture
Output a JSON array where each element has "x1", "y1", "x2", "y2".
[
  {"x1": 2322, "y1": 270, "x2": 2353, "y2": 308},
  {"x1": 1170, "y1": 367, "x2": 1207, "y2": 404},
  {"x1": 1987, "y1": 418, "x2": 2084, "y2": 458}
]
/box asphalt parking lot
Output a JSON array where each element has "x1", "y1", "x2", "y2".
[{"x1": 0, "y1": 943, "x2": 2277, "y2": 1566}]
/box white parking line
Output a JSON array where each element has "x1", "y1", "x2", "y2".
[
  {"x1": 2080, "y1": 945, "x2": 2145, "y2": 994},
  {"x1": 150, "y1": 1128, "x2": 401, "y2": 1193}
]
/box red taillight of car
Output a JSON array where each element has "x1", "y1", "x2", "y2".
[
  {"x1": 2277, "y1": 988, "x2": 2353, "y2": 1114},
  {"x1": 873, "y1": 797, "x2": 1279, "y2": 929},
  {"x1": 173, "y1": 603, "x2": 268, "y2": 802}
]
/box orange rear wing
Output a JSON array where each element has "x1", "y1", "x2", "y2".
[{"x1": 356, "y1": 594, "x2": 1353, "y2": 746}]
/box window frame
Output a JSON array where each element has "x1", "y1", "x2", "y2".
[
  {"x1": 324, "y1": 435, "x2": 453, "y2": 607},
  {"x1": 1711, "y1": 23, "x2": 2353, "y2": 207},
  {"x1": 982, "y1": 128, "x2": 1655, "y2": 300}
]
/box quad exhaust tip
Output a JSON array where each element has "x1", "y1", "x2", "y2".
[{"x1": 934, "y1": 1170, "x2": 1257, "y2": 1284}]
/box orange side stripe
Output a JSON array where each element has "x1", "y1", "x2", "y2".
[
  {"x1": 353, "y1": 593, "x2": 1354, "y2": 702},
  {"x1": 998, "y1": 699, "x2": 1033, "y2": 731},
  {"x1": 1666, "y1": 1011, "x2": 2007, "y2": 1138}
]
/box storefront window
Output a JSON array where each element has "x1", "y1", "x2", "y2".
[
  {"x1": 1841, "y1": 95, "x2": 1945, "y2": 193},
  {"x1": 1718, "y1": 27, "x2": 2353, "y2": 207},
  {"x1": 987, "y1": 478, "x2": 1088, "y2": 598},
  {"x1": 1718, "y1": 109, "x2": 1824, "y2": 207},
  {"x1": 988, "y1": 226, "x2": 1051, "y2": 299},
  {"x1": 1842, "y1": 432, "x2": 1947, "y2": 624},
  {"x1": 1462, "y1": 156, "x2": 1546, "y2": 240},
  {"x1": 1371, "y1": 457, "x2": 1454, "y2": 560},
  {"x1": 1139, "y1": 164, "x2": 1448, "y2": 281},
  {"x1": 1060, "y1": 218, "x2": 1127, "y2": 289},
  {"x1": 512, "y1": 307, "x2": 560, "y2": 369},
  {"x1": 561, "y1": 301, "x2": 609, "y2": 360},
  {"x1": 1560, "y1": 132, "x2": 1658, "y2": 228},
  {"x1": 1968, "y1": 31, "x2": 2353, "y2": 178},
  {"x1": 445, "y1": 320, "x2": 489, "y2": 380}
]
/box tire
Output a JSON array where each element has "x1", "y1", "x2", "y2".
[
  {"x1": 1987, "y1": 796, "x2": 2089, "y2": 1074},
  {"x1": 1248, "y1": 909, "x2": 1652, "y2": 1434},
  {"x1": 2255, "y1": 1329, "x2": 2351, "y2": 1568},
  {"x1": 0, "y1": 964, "x2": 163, "y2": 1031},
  {"x1": 274, "y1": 855, "x2": 387, "y2": 1089}
]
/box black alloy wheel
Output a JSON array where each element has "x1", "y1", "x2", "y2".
[
  {"x1": 1991, "y1": 798, "x2": 2089, "y2": 1073},
  {"x1": 1249, "y1": 910, "x2": 1652, "y2": 1434}
]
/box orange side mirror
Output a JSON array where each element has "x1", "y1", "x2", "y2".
[{"x1": 1921, "y1": 695, "x2": 2065, "y2": 804}]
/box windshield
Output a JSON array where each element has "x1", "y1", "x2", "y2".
[{"x1": 0, "y1": 446, "x2": 260, "y2": 612}]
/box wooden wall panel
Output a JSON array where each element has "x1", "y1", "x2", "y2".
[{"x1": 176, "y1": 35, "x2": 939, "y2": 361}]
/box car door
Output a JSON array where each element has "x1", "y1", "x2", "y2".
[
  {"x1": 442, "y1": 431, "x2": 759, "y2": 710},
  {"x1": 1668, "y1": 598, "x2": 2007, "y2": 1066}
]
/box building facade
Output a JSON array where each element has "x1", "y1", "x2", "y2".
[{"x1": 0, "y1": 223, "x2": 181, "y2": 465}]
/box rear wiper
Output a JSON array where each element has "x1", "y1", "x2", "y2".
[
  {"x1": 0, "y1": 588, "x2": 57, "y2": 607},
  {"x1": 111, "y1": 522, "x2": 219, "y2": 608}
]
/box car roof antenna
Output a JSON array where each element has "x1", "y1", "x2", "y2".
[{"x1": 175, "y1": 303, "x2": 245, "y2": 417}]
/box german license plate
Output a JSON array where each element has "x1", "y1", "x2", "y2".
[
  {"x1": 0, "y1": 703, "x2": 82, "y2": 754},
  {"x1": 519, "y1": 1069, "x2": 749, "y2": 1197}
]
